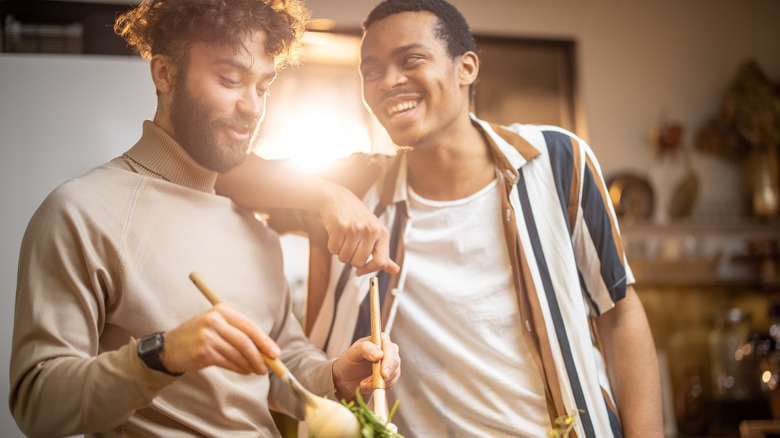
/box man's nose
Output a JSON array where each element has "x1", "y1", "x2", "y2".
[
  {"x1": 379, "y1": 66, "x2": 407, "y2": 91},
  {"x1": 238, "y1": 88, "x2": 265, "y2": 119}
]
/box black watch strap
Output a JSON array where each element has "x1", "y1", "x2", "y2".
[{"x1": 137, "y1": 332, "x2": 182, "y2": 376}]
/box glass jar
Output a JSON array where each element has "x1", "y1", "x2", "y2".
[
  {"x1": 709, "y1": 308, "x2": 757, "y2": 400},
  {"x1": 708, "y1": 307, "x2": 769, "y2": 435},
  {"x1": 743, "y1": 147, "x2": 779, "y2": 219}
]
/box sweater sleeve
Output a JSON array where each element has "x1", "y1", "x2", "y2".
[
  {"x1": 9, "y1": 183, "x2": 176, "y2": 437},
  {"x1": 265, "y1": 279, "x2": 335, "y2": 419}
]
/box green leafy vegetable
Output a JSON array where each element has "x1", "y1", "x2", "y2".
[{"x1": 340, "y1": 389, "x2": 404, "y2": 438}]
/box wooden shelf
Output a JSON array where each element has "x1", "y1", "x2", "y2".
[{"x1": 620, "y1": 218, "x2": 780, "y2": 289}]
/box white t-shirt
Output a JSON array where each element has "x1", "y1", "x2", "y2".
[{"x1": 389, "y1": 179, "x2": 550, "y2": 437}]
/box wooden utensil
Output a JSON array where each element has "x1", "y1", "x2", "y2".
[
  {"x1": 369, "y1": 276, "x2": 389, "y2": 422},
  {"x1": 188, "y1": 272, "x2": 360, "y2": 438}
]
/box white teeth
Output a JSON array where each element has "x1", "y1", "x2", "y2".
[{"x1": 387, "y1": 101, "x2": 417, "y2": 117}]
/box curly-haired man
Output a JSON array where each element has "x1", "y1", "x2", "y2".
[{"x1": 9, "y1": 1, "x2": 399, "y2": 436}]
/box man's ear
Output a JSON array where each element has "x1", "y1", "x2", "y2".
[
  {"x1": 458, "y1": 51, "x2": 479, "y2": 86},
  {"x1": 150, "y1": 54, "x2": 175, "y2": 94}
]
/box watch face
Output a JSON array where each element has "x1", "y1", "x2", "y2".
[{"x1": 139, "y1": 333, "x2": 162, "y2": 355}]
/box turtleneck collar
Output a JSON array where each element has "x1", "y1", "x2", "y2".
[{"x1": 123, "y1": 120, "x2": 219, "y2": 193}]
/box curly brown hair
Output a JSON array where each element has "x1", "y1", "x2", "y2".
[{"x1": 114, "y1": 0, "x2": 309, "y2": 69}]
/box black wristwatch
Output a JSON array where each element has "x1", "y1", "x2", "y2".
[{"x1": 137, "y1": 332, "x2": 182, "y2": 376}]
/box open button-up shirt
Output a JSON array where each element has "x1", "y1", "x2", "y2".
[{"x1": 277, "y1": 114, "x2": 633, "y2": 438}]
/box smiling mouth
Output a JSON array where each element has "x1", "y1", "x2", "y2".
[
  {"x1": 226, "y1": 124, "x2": 252, "y2": 141},
  {"x1": 386, "y1": 100, "x2": 418, "y2": 118}
]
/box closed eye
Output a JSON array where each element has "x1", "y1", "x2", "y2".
[
  {"x1": 221, "y1": 76, "x2": 240, "y2": 87},
  {"x1": 360, "y1": 68, "x2": 381, "y2": 81},
  {"x1": 403, "y1": 55, "x2": 424, "y2": 67}
]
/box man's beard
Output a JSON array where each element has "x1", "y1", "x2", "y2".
[{"x1": 169, "y1": 77, "x2": 258, "y2": 173}]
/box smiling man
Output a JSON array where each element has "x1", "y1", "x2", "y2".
[
  {"x1": 217, "y1": 0, "x2": 663, "y2": 437},
  {"x1": 8, "y1": 1, "x2": 400, "y2": 436}
]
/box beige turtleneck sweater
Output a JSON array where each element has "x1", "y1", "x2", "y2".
[{"x1": 10, "y1": 120, "x2": 334, "y2": 437}]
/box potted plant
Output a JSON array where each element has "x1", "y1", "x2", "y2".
[{"x1": 695, "y1": 60, "x2": 780, "y2": 218}]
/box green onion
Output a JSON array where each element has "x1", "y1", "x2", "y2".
[{"x1": 340, "y1": 389, "x2": 404, "y2": 438}]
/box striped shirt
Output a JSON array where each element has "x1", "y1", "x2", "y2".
[{"x1": 297, "y1": 114, "x2": 633, "y2": 438}]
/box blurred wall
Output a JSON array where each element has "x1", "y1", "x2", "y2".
[
  {"x1": 306, "y1": 0, "x2": 780, "y2": 217},
  {"x1": 0, "y1": 55, "x2": 154, "y2": 438},
  {"x1": 1, "y1": 1, "x2": 778, "y2": 436}
]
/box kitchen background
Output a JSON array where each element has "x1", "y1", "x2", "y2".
[{"x1": 1, "y1": 0, "x2": 779, "y2": 437}]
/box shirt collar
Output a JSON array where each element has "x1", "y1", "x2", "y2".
[
  {"x1": 470, "y1": 113, "x2": 541, "y2": 179},
  {"x1": 383, "y1": 114, "x2": 542, "y2": 206},
  {"x1": 124, "y1": 120, "x2": 218, "y2": 193}
]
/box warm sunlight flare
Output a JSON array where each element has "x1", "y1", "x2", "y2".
[
  {"x1": 255, "y1": 100, "x2": 374, "y2": 172},
  {"x1": 252, "y1": 31, "x2": 393, "y2": 172}
]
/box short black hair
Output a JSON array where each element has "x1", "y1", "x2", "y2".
[{"x1": 363, "y1": 0, "x2": 476, "y2": 60}]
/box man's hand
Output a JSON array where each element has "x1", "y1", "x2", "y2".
[
  {"x1": 317, "y1": 185, "x2": 400, "y2": 276},
  {"x1": 159, "y1": 304, "x2": 281, "y2": 375},
  {"x1": 216, "y1": 155, "x2": 399, "y2": 276},
  {"x1": 332, "y1": 333, "x2": 400, "y2": 401}
]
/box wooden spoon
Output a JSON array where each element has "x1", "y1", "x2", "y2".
[
  {"x1": 188, "y1": 272, "x2": 360, "y2": 438},
  {"x1": 369, "y1": 276, "x2": 389, "y2": 422},
  {"x1": 369, "y1": 277, "x2": 398, "y2": 433}
]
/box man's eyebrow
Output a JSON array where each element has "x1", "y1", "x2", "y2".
[
  {"x1": 212, "y1": 57, "x2": 276, "y2": 80},
  {"x1": 212, "y1": 57, "x2": 249, "y2": 70},
  {"x1": 391, "y1": 43, "x2": 430, "y2": 57},
  {"x1": 361, "y1": 43, "x2": 432, "y2": 67}
]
